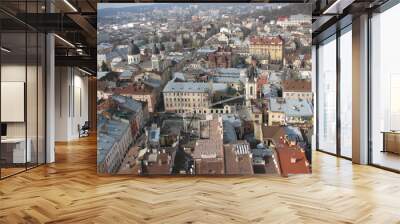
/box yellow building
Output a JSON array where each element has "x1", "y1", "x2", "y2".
[{"x1": 249, "y1": 36, "x2": 284, "y2": 62}]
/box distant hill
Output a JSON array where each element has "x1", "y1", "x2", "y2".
[
  {"x1": 98, "y1": 3, "x2": 311, "y2": 19},
  {"x1": 98, "y1": 4, "x2": 170, "y2": 17}
]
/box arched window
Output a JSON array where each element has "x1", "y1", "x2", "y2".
[{"x1": 250, "y1": 86, "x2": 254, "y2": 95}]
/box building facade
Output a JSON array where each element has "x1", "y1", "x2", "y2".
[
  {"x1": 163, "y1": 81, "x2": 211, "y2": 114},
  {"x1": 268, "y1": 98, "x2": 313, "y2": 126},
  {"x1": 207, "y1": 47, "x2": 232, "y2": 68},
  {"x1": 163, "y1": 81, "x2": 235, "y2": 114},
  {"x1": 98, "y1": 118, "x2": 133, "y2": 174},
  {"x1": 282, "y1": 80, "x2": 313, "y2": 101},
  {"x1": 113, "y1": 83, "x2": 157, "y2": 113},
  {"x1": 249, "y1": 36, "x2": 284, "y2": 62}
]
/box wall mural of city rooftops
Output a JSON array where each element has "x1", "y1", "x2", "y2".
[{"x1": 97, "y1": 3, "x2": 313, "y2": 176}]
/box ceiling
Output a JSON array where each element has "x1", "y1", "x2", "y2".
[
  {"x1": 0, "y1": 0, "x2": 97, "y2": 74},
  {"x1": 0, "y1": 0, "x2": 395, "y2": 73},
  {"x1": 311, "y1": 0, "x2": 390, "y2": 43}
]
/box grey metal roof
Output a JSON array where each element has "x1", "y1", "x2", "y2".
[
  {"x1": 269, "y1": 72, "x2": 283, "y2": 84},
  {"x1": 172, "y1": 72, "x2": 186, "y2": 81},
  {"x1": 262, "y1": 84, "x2": 279, "y2": 97},
  {"x1": 284, "y1": 126, "x2": 304, "y2": 142},
  {"x1": 223, "y1": 121, "x2": 237, "y2": 144},
  {"x1": 163, "y1": 81, "x2": 209, "y2": 93},
  {"x1": 97, "y1": 71, "x2": 108, "y2": 80},
  {"x1": 197, "y1": 48, "x2": 217, "y2": 54},
  {"x1": 112, "y1": 95, "x2": 142, "y2": 113},
  {"x1": 212, "y1": 76, "x2": 244, "y2": 84},
  {"x1": 269, "y1": 98, "x2": 313, "y2": 117},
  {"x1": 97, "y1": 133, "x2": 115, "y2": 163},
  {"x1": 143, "y1": 78, "x2": 161, "y2": 89},
  {"x1": 120, "y1": 70, "x2": 132, "y2": 79},
  {"x1": 209, "y1": 68, "x2": 244, "y2": 77},
  {"x1": 251, "y1": 147, "x2": 273, "y2": 158},
  {"x1": 221, "y1": 115, "x2": 242, "y2": 128},
  {"x1": 163, "y1": 80, "x2": 227, "y2": 93},
  {"x1": 98, "y1": 118, "x2": 130, "y2": 164}
]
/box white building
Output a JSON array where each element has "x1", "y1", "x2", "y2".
[
  {"x1": 163, "y1": 80, "x2": 232, "y2": 115},
  {"x1": 268, "y1": 98, "x2": 313, "y2": 126},
  {"x1": 282, "y1": 80, "x2": 313, "y2": 101}
]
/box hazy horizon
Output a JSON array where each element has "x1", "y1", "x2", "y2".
[{"x1": 98, "y1": 3, "x2": 155, "y2": 10}]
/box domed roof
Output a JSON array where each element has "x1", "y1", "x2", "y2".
[
  {"x1": 128, "y1": 40, "x2": 140, "y2": 55},
  {"x1": 152, "y1": 43, "x2": 160, "y2": 55}
]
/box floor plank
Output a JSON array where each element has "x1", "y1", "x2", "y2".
[{"x1": 1, "y1": 135, "x2": 400, "y2": 224}]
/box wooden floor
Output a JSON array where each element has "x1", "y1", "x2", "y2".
[
  {"x1": 1, "y1": 135, "x2": 400, "y2": 224},
  {"x1": 372, "y1": 150, "x2": 400, "y2": 171}
]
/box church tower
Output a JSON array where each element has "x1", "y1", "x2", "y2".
[
  {"x1": 159, "y1": 42, "x2": 166, "y2": 59},
  {"x1": 152, "y1": 44, "x2": 162, "y2": 72},
  {"x1": 245, "y1": 65, "x2": 258, "y2": 101},
  {"x1": 128, "y1": 40, "x2": 141, "y2": 65}
]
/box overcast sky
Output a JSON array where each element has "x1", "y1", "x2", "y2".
[{"x1": 98, "y1": 3, "x2": 154, "y2": 10}]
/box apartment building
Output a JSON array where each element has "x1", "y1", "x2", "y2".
[
  {"x1": 98, "y1": 116, "x2": 133, "y2": 174},
  {"x1": 282, "y1": 80, "x2": 313, "y2": 101},
  {"x1": 163, "y1": 81, "x2": 211, "y2": 114},
  {"x1": 113, "y1": 83, "x2": 157, "y2": 113},
  {"x1": 268, "y1": 98, "x2": 313, "y2": 126},
  {"x1": 249, "y1": 36, "x2": 284, "y2": 62}
]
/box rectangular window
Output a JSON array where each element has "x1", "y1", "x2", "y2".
[
  {"x1": 317, "y1": 35, "x2": 337, "y2": 154},
  {"x1": 370, "y1": 4, "x2": 400, "y2": 171},
  {"x1": 340, "y1": 27, "x2": 352, "y2": 158}
]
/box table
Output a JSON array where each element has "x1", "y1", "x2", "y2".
[
  {"x1": 382, "y1": 131, "x2": 400, "y2": 154},
  {"x1": 1, "y1": 138, "x2": 31, "y2": 164}
]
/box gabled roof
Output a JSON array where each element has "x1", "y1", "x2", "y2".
[
  {"x1": 249, "y1": 35, "x2": 283, "y2": 45},
  {"x1": 282, "y1": 80, "x2": 311, "y2": 92}
]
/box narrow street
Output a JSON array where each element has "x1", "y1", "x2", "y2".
[{"x1": 117, "y1": 133, "x2": 146, "y2": 174}]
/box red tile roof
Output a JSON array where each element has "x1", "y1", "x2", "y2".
[
  {"x1": 282, "y1": 80, "x2": 311, "y2": 92},
  {"x1": 195, "y1": 158, "x2": 225, "y2": 175},
  {"x1": 250, "y1": 36, "x2": 283, "y2": 45},
  {"x1": 277, "y1": 16, "x2": 289, "y2": 22},
  {"x1": 113, "y1": 83, "x2": 154, "y2": 95},
  {"x1": 257, "y1": 75, "x2": 268, "y2": 89},
  {"x1": 275, "y1": 140, "x2": 311, "y2": 176}
]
